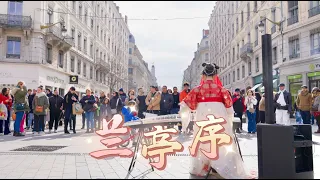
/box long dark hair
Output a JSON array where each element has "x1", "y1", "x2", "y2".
[
  {"x1": 114, "y1": 92, "x2": 119, "y2": 98},
  {"x1": 1, "y1": 88, "x2": 8, "y2": 95},
  {"x1": 202, "y1": 63, "x2": 219, "y2": 76}
]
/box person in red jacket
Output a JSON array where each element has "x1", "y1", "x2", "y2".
[
  {"x1": 0, "y1": 88, "x2": 13, "y2": 135},
  {"x1": 232, "y1": 88, "x2": 246, "y2": 132}
]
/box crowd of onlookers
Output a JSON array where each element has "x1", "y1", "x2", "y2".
[
  {"x1": 231, "y1": 83, "x2": 320, "y2": 134},
  {"x1": 1, "y1": 80, "x2": 319, "y2": 137},
  {"x1": 0, "y1": 80, "x2": 195, "y2": 137}
]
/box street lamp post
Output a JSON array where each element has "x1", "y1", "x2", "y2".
[{"x1": 258, "y1": 17, "x2": 282, "y2": 124}]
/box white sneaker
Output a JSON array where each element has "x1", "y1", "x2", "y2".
[
  {"x1": 0, "y1": 133, "x2": 4, "y2": 136},
  {"x1": 54, "y1": 130, "x2": 57, "y2": 133},
  {"x1": 49, "y1": 130, "x2": 52, "y2": 134},
  {"x1": 40, "y1": 131, "x2": 45, "y2": 135}
]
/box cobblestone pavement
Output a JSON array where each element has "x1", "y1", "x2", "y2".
[{"x1": 0, "y1": 118, "x2": 319, "y2": 179}]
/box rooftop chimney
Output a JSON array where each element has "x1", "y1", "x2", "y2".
[
  {"x1": 125, "y1": 15, "x2": 128, "y2": 24},
  {"x1": 116, "y1": 6, "x2": 119, "y2": 12}
]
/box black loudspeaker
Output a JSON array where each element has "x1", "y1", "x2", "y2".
[{"x1": 257, "y1": 124, "x2": 314, "y2": 179}]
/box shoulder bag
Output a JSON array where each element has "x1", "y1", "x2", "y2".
[{"x1": 35, "y1": 96, "x2": 44, "y2": 113}]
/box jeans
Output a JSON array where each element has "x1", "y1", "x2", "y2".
[
  {"x1": 311, "y1": 114, "x2": 315, "y2": 124},
  {"x1": 82, "y1": 113, "x2": 85, "y2": 128},
  {"x1": 247, "y1": 110, "x2": 257, "y2": 133},
  {"x1": 170, "y1": 108, "x2": 179, "y2": 114},
  {"x1": 85, "y1": 111, "x2": 94, "y2": 131},
  {"x1": 27, "y1": 113, "x2": 34, "y2": 128},
  {"x1": 14, "y1": 111, "x2": 24, "y2": 133},
  {"x1": 300, "y1": 111, "x2": 311, "y2": 124},
  {"x1": 34, "y1": 115, "x2": 45, "y2": 133}
]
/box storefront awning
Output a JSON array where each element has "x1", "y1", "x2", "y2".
[
  {"x1": 251, "y1": 83, "x2": 262, "y2": 91},
  {"x1": 260, "y1": 79, "x2": 278, "y2": 90}
]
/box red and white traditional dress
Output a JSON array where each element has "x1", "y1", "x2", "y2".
[{"x1": 179, "y1": 77, "x2": 248, "y2": 178}]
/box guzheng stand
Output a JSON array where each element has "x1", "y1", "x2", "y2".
[{"x1": 123, "y1": 116, "x2": 182, "y2": 179}]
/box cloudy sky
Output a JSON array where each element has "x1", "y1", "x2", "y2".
[{"x1": 114, "y1": 1, "x2": 215, "y2": 89}]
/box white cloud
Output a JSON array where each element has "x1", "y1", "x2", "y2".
[{"x1": 115, "y1": 1, "x2": 215, "y2": 89}]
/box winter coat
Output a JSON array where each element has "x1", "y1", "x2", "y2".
[
  {"x1": 313, "y1": 96, "x2": 320, "y2": 117},
  {"x1": 172, "y1": 92, "x2": 180, "y2": 109},
  {"x1": 63, "y1": 92, "x2": 78, "y2": 118},
  {"x1": 119, "y1": 93, "x2": 127, "y2": 104},
  {"x1": 296, "y1": 91, "x2": 312, "y2": 111},
  {"x1": 0, "y1": 93, "x2": 13, "y2": 111},
  {"x1": 12, "y1": 84, "x2": 30, "y2": 112},
  {"x1": 160, "y1": 92, "x2": 173, "y2": 111},
  {"x1": 100, "y1": 103, "x2": 112, "y2": 120},
  {"x1": 49, "y1": 94, "x2": 64, "y2": 113},
  {"x1": 137, "y1": 95, "x2": 147, "y2": 112},
  {"x1": 32, "y1": 92, "x2": 49, "y2": 116},
  {"x1": 179, "y1": 89, "x2": 190, "y2": 102},
  {"x1": 28, "y1": 94, "x2": 35, "y2": 113},
  {"x1": 145, "y1": 91, "x2": 161, "y2": 111},
  {"x1": 274, "y1": 90, "x2": 292, "y2": 112},
  {"x1": 80, "y1": 95, "x2": 96, "y2": 112},
  {"x1": 110, "y1": 96, "x2": 123, "y2": 113}
]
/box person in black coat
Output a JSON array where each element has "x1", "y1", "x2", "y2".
[
  {"x1": 63, "y1": 87, "x2": 78, "y2": 134},
  {"x1": 110, "y1": 92, "x2": 123, "y2": 115},
  {"x1": 137, "y1": 88, "x2": 147, "y2": 119},
  {"x1": 255, "y1": 92, "x2": 262, "y2": 124},
  {"x1": 80, "y1": 89, "x2": 96, "y2": 133},
  {"x1": 49, "y1": 88, "x2": 64, "y2": 133},
  {"x1": 27, "y1": 89, "x2": 36, "y2": 130}
]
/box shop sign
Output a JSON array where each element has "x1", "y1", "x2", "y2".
[
  {"x1": 309, "y1": 64, "x2": 320, "y2": 71},
  {"x1": 288, "y1": 74, "x2": 302, "y2": 80},
  {"x1": 74, "y1": 84, "x2": 86, "y2": 89},
  {"x1": 69, "y1": 75, "x2": 78, "y2": 84},
  {"x1": 47, "y1": 76, "x2": 65, "y2": 84},
  {"x1": 0, "y1": 72, "x2": 12, "y2": 78},
  {"x1": 307, "y1": 71, "x2": 320, "y2": 77}
]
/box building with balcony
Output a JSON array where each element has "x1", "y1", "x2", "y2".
[
  {"x1": 208, "y1": 1, "x2": 320, "y2": 103},
  {"x1": 128, "y1": 34, "x2": 157, "y2": 93},
  {"x1": 0, "y1": 1, "x2": 130, "y2": 95},
  {"x1": 182, "y1": 29, "x2": 209, "y2": 89}
]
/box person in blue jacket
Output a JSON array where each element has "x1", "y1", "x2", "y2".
[{"x1": 80, "y1": 89, "x2": 97, "y2": 133}]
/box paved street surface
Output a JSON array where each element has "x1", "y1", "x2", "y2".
[{"x1": 0, "y1": 117, "x2": 319, "y2": 179}]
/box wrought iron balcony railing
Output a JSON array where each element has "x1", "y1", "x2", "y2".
[
  {"x1": 309, "y1": 5, "x2": 320, "y2": 17},
  {"x1": 45, "y1": 25, "x2": 74, "y2": 47},
  {"x1": 240, "y1": 43, "x2": 253, "y2": 59},
  {"x1": 0, "y1": 14, "x2": 32, "y2": 29},
  {"x1": 289, "y1": 53, "x2": 300, "y2": 59},
  {"x1": 287, "y1": 15, "x2": 299, "y2": 26}
]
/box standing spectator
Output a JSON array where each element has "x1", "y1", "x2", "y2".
[
  {"x1": 245, "y1": 90, "x2": 258, "y2": 134},
  {"x1": 312, "y1": 88, "x2": 320, "y2": 133},
  {"x1": 80, "y1": 89, "x2": 96, "y2": 133},
  {"x1": 25, "y1": 89, "x2": 32, "y2": 128},
  {"x1": 100, "y1": 97, "x2": 112, "y2": 122},
  {"x1": 274, "y1": 83, "x2": 292, "y2": 125},
  {"x1": 179, "y1": 83, "x2": 190, "y2": 102},
  {"x1": 296, "y1": 85, "x2": 312, "y2": 124},
  {"x1": 137, "y1": 88, "x2": 147, "y2": 119},
  {"x1": 27, "y1": 89, "x2": 36, "y2": 130},
  {"x1": 46, "y1": 89, "x2": 53, "y2": 98},
  {"x1": 110, "y1": 92, "x2": 123, "y2": 116},
  {"x1": 93, "y1": 95, "x2": 100, "y2": 129},
  {"x1": 119, "y1": 88, "x2": 127, "y2": 104},
  {"x1": 232, "y1": 88, "x2": 246, "y2": 131},
  {"x1": 97, "y1": 91, "x2": 107, "y2": 130},
  {"x1": 311, "y1": 87, "x2": 318, "y2": 125},
  {"x1": 81, "y1": 94, "x2": 86, "y2": 129},
  {"x1": 160, "y1": 86, "x2": 173, "y2": 115},
  {"x1": 171, "y1": 87, "x2": 180, "y2": 114},
  {"x1": 171, "y1": 87, "x2": 181, "y2": 131},
  {"x1": 32, "y1": 86, "x2": 49, "y2": 135},
  {"x1": 48, "y1": 88, "x2": 64, "y2": 133},
  {"x1": 255, "y1": 92, "x2": 262, "y2": 123},
  {"x1": 145, "y1": 86, "x2": 161, "y2": 115},
  {"x1": 125, "y1": 90, "x2": 139, "y2": 105},
  {"x1": 12, "y1": 81, "x2": 30, "y2": 137},
  {"x1": 63, "y1": 87, "x2": 78, "y2": 134},
  {"x1": 0, "y1": 88, "x2": 13, "y2": 135},
  {"x1": 259, "y1": 93, "x2": 266, "y2": 123}
]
